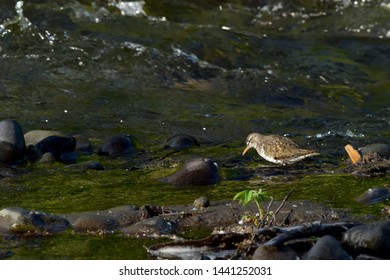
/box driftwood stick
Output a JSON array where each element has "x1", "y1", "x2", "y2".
[
  {"x1": 268, "y1": 187, "x2": 295, "y2": 227},
  {"x1": 259, "y1": 196, "x2": 274, "y2": 228},
  {"x1": 260, "y1": 221, "x2": 362, "y2": 248}
]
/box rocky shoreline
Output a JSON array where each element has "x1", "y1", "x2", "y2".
[{"x1": 1, "y1": 119, "x2": 390, "y2": 259}]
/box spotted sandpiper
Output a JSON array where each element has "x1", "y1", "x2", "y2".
[{"x1": 242, "y1": 133, "x2": 320, "y2": 165}]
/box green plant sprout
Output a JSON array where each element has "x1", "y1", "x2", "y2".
[{"x1": 233, "y1": 188, "x2": 268, "y2": 226}]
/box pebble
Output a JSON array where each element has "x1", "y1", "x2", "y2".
[
  {"x1": 193, "y1": 197, "x2": 210, "y2": 209},
  {"x1": 120, "y1": 216, "x2": 177, "y2": 236},
  {"x1": 97, "y1": 134, "x2": 136, "y2": 156}
]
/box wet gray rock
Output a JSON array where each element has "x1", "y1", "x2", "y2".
[
  {"x1": 97, "y1": 134, "x2": 136, "y2": 156},
  {"x1": 163, "y1": 134, "x2": 199, "y2": 150},
  {"x1": 72, "y1": 213, "x2": 118, "y2": 233},
  {"x1": 0, "y1": 207, "x2": 70, "y2": 234},
  {"x1": 342, "y1": 221, "x2": 390, "y2": 258},
  {"x1": 193, "y1": 197, "x2": 210, "y2": 209},
  {"x1": 161, "y1": 158, "x2": 220, "y2": 186},
  {"x1": 0, "y1": 119, "x2": 26, "y2": 164},
  {"x1": 360, "y1": 143, "x2": 390, "y2": 160},
  {"x1": 120, "y1": 217, "x2": 177, "y2": 236},
  {"x1": 59, "y1": 151, "x2": 77, "y2": 164},
  {"x1": 24, "y1": 130, "x2": 64, "y2": 145},
  {"x1": 36, "y1": 135, "x2": 76, "y2": 162},
  {"x1": 252, "y1": 245, "x2": 298, "y2": 260},
  {"x1": 356, "y1": 188, "x2": 390, "y2": 204},
  {"x1": 302, "y1": 235, "x2": 352, "y2": 260}
]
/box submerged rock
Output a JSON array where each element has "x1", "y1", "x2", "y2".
[
  {"x1": 342, "y1": 221, "x2": 390, "y2": 258},
  {"x1": 163, "y1": 134, "x2": 200, "y2": 150},
  {"x1": 0, "y1": 207, "x2": 70, "y2": 234},
  {"x1": 97, "y1": 134, "x2": 136, "y2": 156},
  {"x1": 36, "y1": 135, "x2": 77, "y2": 162},
  {"x1": 0, "y1": 119, "x2": 26, "y2": 164},
  {"x1": 120, "y1": 217, "x2": 177, "y2": 236},
  {"x1": 161, "y1": 158, "x2": 220, "y2": 186},
  {"x1": 356, "y1": 188, "x2": 390, "y2": 204},
  {"x1": 302, "y1": 235, "x2": 352, "y2": 260}
]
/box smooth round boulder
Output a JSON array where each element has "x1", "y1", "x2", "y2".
[
  {"x1": 72, "y1": 214, "x2": 118, "y2": 233},
  {"x1": 302, "y1": 235, "x2": 352, "y2": 260},
  {"x1": 342, "y1": 221, "x2": 390, "y2": 258},
  {"x1": 36, "y1": 135, "x2": 76, "y2": 162},
  {"x1": 24, "y1": 130, "x2": 64, "y2": 145},
  {"x1": 163, "y1": 134, "x2": 200, "y2": 150},
  {"x1": 0, "y1": 119, "x2": 26, "y2": 164},
  {"x1": 193, "y1": 197, "x2": 210, "y2": 209},
  {"x1": 161, "y1": 158, "x2": 220, "y2": 186},
  {"x1": 97, "y1": 134, "x2": 136, "y2": 156},
  {"x1": 252, "y1": 245, "x2": 298, "y2": 260},
  {"x1": 120, "y1": 217, "x2": 177, "y2": 236},
  {"x1": 360, "y1": 143, "x2": 390, "y2": 158}
]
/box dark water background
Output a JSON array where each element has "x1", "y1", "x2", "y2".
[{"x1": 0, "y1": 0, "x2": 389, "y2": 259}]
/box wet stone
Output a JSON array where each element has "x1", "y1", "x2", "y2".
[
  {"x1": 360, "y1": 143, "x2": 390, "y2": 160},
  {"x1": 97, "y1": 134, "x2": 136, "y2": 156},
  {"x1": 0, "y1": 119, "x2": 26, "y2": 164},
  {"x1": 38, "y1": 152, "x2": 56, "y2": 164},
  {"x1": 356, "y1": 188, "x2": 390, "y2": 204},
  {"x1": 342, "y1": 221, "x2": 390, "y2": 258},
  {"x1": 36, "y1": 135, "x2": 76, "y2": 162},
  {"x1": 0, "y1": 207, "x2": 70, "y2": 234},
  {"x1": 120, "y1": 217, "x2": 177, "y2": 236},
  {"x1": 72, "y1": 214, "x2": 118, "y2": 233},
  {"x1": 163, "y1": 134, "x2": 200, "y2": 150},
  {"x1": 252, "y1": 245, "x2": 298, "y2": 260},
  {"x1": 161, "y1": 157, "x2": 220, "y2": 186},
  {"x1": 302, "y1": 235, "x2": 352, "y2": 260},
  {"x1": 193, "y1": 197, "x2": 210, "y2": 209}
]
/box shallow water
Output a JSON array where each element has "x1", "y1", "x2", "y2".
[{"x1": 0, "y1": 0, "x2": 389, "y2": 259}]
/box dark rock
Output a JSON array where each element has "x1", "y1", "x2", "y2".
[
  {"x1": 161, "y1": 158, "x2": 220, "y2": 186},
  {"x1": 138, "y1": 205, "x2": 163, "y2": 220},
  {"x1": 163, "y1": 134, "x2": 200, "y2": 150},
  {"x1": 356, "y1": 188, "x2": 390, "y2": 204},
  {"x1": 65, "y1": 161, "x2": 104, "y2": 171},
  {"x1": 72, "y1": 214, "x2": 118, "y2": 233},
  {"x1": 97, "y1": 134, "x2": 136, "y2": 156},
  {"x1": 0, "y1": 119, "x2": 26, "y2": 164},
  {"x1": 342, "y1": 221, "x2": 390, "y2": 258},
  {"x1": 36, "y1": 135, "x2": 76, "y2": 162},
  {"x1": 59, "y1": 152, "x2": 77, "y2": 164},
  {"x1": 73, "y1": 134, "x2": 93, "y2": 154},
  {"x1": 252, "y1": 245, "x2": 298, "y2": 260},
  {"x1": 360, "y1": 143, "x2": 390, "y2": 160},
  {"x1": 193, "y1": 197, "x2": 210, "y2": 209},
  {"x1": 302, "y1": 235, "x2": 352, "y2": 260},
  {"x1": 121, "y1": 217, "x2": 177, "y2": 236},
  {"x1": 24, "y1": 130, "x2": 64, "y2": 145},
  {"x1": 0, "y1": 207, "x2": 70, "y2": 234}
]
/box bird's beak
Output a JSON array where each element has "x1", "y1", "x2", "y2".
[{"x1": 242, "y1": 145, "x2": 251, "y2": 156}]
